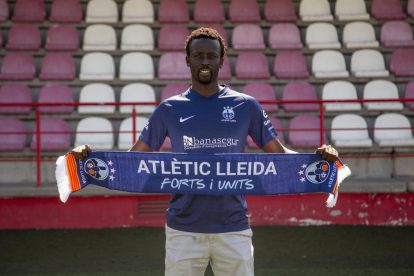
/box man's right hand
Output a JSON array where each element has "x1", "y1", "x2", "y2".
[{"x1": 72, "y1": 144, "x2": 92, "y2": 160}]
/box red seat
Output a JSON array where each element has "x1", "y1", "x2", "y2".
[
  {"x1": 0, "y1": 53, "x2": 35, "y2": 80},
  {"x1": 0, "y1": 28, "x2": 2, "y2": 47},
  {"x1": 38, "y1": 84, "x2": 74, "y2": 114},
  {"x1": 202, "y1": 24, "x2": 229, "y2": 48},
  {"x1": 229, "y1": 0, "x2": 261, "y2": 22},
  {"x1": 39, "y1": 53, "x2": 75, "y2": 81},
  {"x1": 381, "y1": 21, "x2": 414, "y2": 48},
  {"x1": 158, "y1": 52, "x2": 191, "y2": 80},
  {"x1": 269, "y1": 24, "x2": 303, "y2": 50},
  {"x1": 49, "y1": 0, "x2": 82, "y2": 23},
  {"x1": 218, "y1": 55, "x2": 232, "y2": 80},
  {"x1": 409, "y1": 0, "x2": 414, "y2": 18},
  {"x1": 390, "y1": 49, "x2": 414, "y2": 77},
  {"x1": 12, "y1": 0, "x2": 45, "y2": 22},
  {"x1": 161, "y1": 83, "x2": 191, "y2": 101},
  {"x1": 289, "y1": 115, "x2": 328, "y2": 148},
  {"x1": 282, "y1": 82, "x2": 319, "y2": 112},
  {"x1": 162, "y1": 136, "x2": 172, "y2": 150},
  {"x1": 371, "y1": 0, "x2": 405, "y2": 20},
  {"x1": 6, "y1": 25, "x2": 41, "y2": 51},
  {"x1": 405, "y1": 81, "x2": 414, "y2": 110},
  {"x1": 30, "y1": 118, "x2": 70, "y2": 151},
  {"x1": 0, "y1": 0, "x2": 9, "y2": 22},
  {"x1": 194, "y1": 0, "x2": 225, "y2": 23},
  {"x1": 242, "y1": 82, "x2": 278, "y2": 112},
  {"x1": 264, "y1": 0, "x2": 297, "y2": 22},
  {"x1": 274, "y1": 51, "x2": 309, "y2": 79},
  {"x1": 45, "y1": 25, "x2": 79, "y2": 51},
  {"x1": 246, "y1": 116, "x2": 285, "y2": 148},
  {"x1": 0, "y1": 118, "x2": 26, "y2": 151},
  {"x1": 158, "y1": 25, "x2": 189, "y2": 51},
  {"x1": 0, "y1": 84, "x2": 32, "y2": 114},
  {"x1": 236, "y1": 52, "x2": 270, "y2": 79},
  {"x1": 158, "y1": 0, "x2": 189, "y2": 23},
  {"x1": 232, "y1": 24, "x2": 265, "y2": 50}
]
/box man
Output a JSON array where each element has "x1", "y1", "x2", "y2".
[{"x1": 73, "y1": 28, "x2": 338, "y2": 276}]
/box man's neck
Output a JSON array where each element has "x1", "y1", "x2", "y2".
[{"x1": 191, "y1": 80, "x2": 222, "y2": 98}]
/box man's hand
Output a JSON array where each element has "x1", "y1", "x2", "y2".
[
  {"x1": 72, "y1": 144, "x2": 92, "y2": 160},
  {"x1": 314, "y1": 144, "x2": 338, "y2": 162}
]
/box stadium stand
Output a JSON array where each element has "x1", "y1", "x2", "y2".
[
  {"x1": 374, "y1": 113, "x2": 414, "y2": 147},
  {"x1": 12, "y1": 0, "x2": 45, "y2": 22},
  {"x1": 202, "y1": 24, "x2": 229, "y2": 48},
  {"x1": 289, "y1": 115, "x2": 329, "y2": 148},
  {"x1": 334, "y1": 0, "x2": 370, "y2": 21},
  {"x1": 312, "y1": 50, "x2": 349, "y2": 79},
  {"x1": 79, "y1": 52, "x2": 115, "y2": 81},
  {"x1": 371, "y1": 0, "x2": 406, "y2": 20},
  {"x1": 390, "y1": 49, "x2": 414, "y2": 77},
  {"x1": 268, "y1": 24, "x2": 303, "y2": 50},
  {"x1": 161, "y1": 84, "x2": 191, "y2": 101},
  {"x1": 0, "y1": 0, "x2": 9, "y2": 22},
  {"x1": 158, "y1": 0, "x2": 189, "y2": 23},
  {"x1": 78, "y1": 83, "x2": 116, "y2": 114},
  {"x1": 322, "y1": 81, "x2": 362, "y2": 112},
  {"x1": 273, "y1": 51, "x2": 309, "y2": 79},
  {"x1": 119, "y1": 83, "x2": 156, "y2": 114},
  {"x1": 6, "y1": 25, "x2": 41, "y2": 51},
  {"x1": 282, "y1": 82, "x2": 319, "y2": 112},
  {"x1": 236, "y1": 52, "x2": 270, "y2": 79},
  {"x1": 162, "y1": 137, "x2": 172, "y2": 150},
  {"x1": 363, "y1": 80, "x2": 404, "y2": 111},
  {"x1": 119, "y1": 52, "x2": 154, "y2": 80},
  {"x1": 350, "y1": 49, "x2": 389, "y2": 78},
  {"x1": 232, "y1": 24, "x2": 265, "y2": 50},
  {"x1": 242, "y1": 82, "x2": 278, "y2": 112},
  {"x1": 38, "y1": 84, "x2": 74, "y2": 114},
  {"x1": 0, "y1": 118, "x2": 26, "y2": 151},
  {"x1": 264, "y1": 0, "x2": 297, "y2": 22},
  {"x1": 381, "y1": 21, "x2": 414, "y2": 48},
  {"x1": 229, "y1": 0, "x2": 261, "y2": 23},
  {"x1": 158, "y1": 25, "x2": 189, "y2": 51},
  {"x1": 0, "y1": 53, "x2": 36, "y2": 80},
  {"x1": 0, "y1": 84, "x2": 31, "y2": 114},
  {"x1": 75, "y1": 117, "x2": 114, "y2": 150},
  {"x1": 0, "y1": 28, "x2": 3, "y2": 47},
  {"x1": 30, "y1": 118, "x2": 70, "y2": 151},
  {"x1": 49, "y1": 0, "x2": 82, "y2": 23},
  {"x1": 299, "y1": 0, "x2": 333, "y2": 22},
  {"x1": 83, "y1": 24, "x2": 117, "y2": 52},
  {"x1": 331, "y1": 114, "x2": 373, "y2": 148},
  {"x1": 118, "y1": 117, "x2": 149, "y2": 150},
  {"x1": 121, "y1": 24, "x2": 154, "y2": 51},
  {"x1": 45, "y1": 25, "x2": 79, "y2": 51},
  {"x1": 122, "y1": 0, "x2": 154, "y2": 23},
  {"x1": 218, "y1": 56, "x2": 232, "y2": 80},
  {"x1": 305, "y1": 23, "x2": 341, "y2": 49},
  {"x1": 39, "y1": 53, "x2": 75, "y2": 81},
  {"x1": 343, "y1": 22, "x2": 379, "y2": 49},
  {"x1": 405, "y1": 81, "x2": 414, "y2": 110},
  {"x1": 158, "y1": 52, "x2": 191, "y2": 80},
  {"x1": 247, "y1": 115, "x2": 285, "y2": 148},
  {"x1": 409, "y1": 0, "x2": 414, "y2": 18},
  {"x1": 194, "y1": 0, "x2": 225, "y2": 23},
  {"x1": 85, "y1": 0, "x2": 118, "y2": 23}
]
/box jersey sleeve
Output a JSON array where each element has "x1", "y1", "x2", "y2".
[
  {"x1": 138, "y1": 101, "x2": 169, "y2": 151},
  {"x1": 248, "y1": 97, "x2": 278, "y2": 149}
]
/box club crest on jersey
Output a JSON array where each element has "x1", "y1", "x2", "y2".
[
  {"x1": 222, "y1": 106, "x2": 236, "y2": 122},
  {"x1": 84, "y1": 158, "x2": 109, "y2": 180},
  {"x1": 305, "y1": 161, "x2": 330, "y2": 184}
]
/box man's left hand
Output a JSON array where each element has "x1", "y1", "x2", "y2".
[{"x1": 314, "y1": 144, "x2": 339, "y2": 162}]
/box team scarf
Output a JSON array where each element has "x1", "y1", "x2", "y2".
[{"x1": 56, "y1": 151, "x2": 351, "y2": 207}]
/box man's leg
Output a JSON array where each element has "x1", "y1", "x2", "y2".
[
  {"x1": 165, "y1": 226, "x2": 210, "y2": 276},
  {"x1": 209, "y1": 228, "x2": 254, "y2": 276}
]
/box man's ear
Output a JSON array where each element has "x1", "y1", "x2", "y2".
[
  {"x1": 219, "y1": 57, "x2": 224, "y2": 68},
  {"x1": 186, "y1": 55, "x2": 190, "y2": 67}
]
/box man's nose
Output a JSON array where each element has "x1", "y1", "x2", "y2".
[{"x1": 201, "y1": 57, "x2": 210, "y2": 66}]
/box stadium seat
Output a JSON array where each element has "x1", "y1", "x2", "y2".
[
  {"x1": 0, "y1": 118, "x2": 26, "y2": 151},
  {"x1": 119, "y1": 52, "x2": 154, "y2": 80},
  {"x1": 121, "y1": 24, "x2": 154, "y2": 51},
  {"x1": 289, "y1": 115, "x2": 328, "y2": 148},
  {"x1": 39, "y1": 53, "x2": 75, "y2": 81},
  {"x1": 363, "y1": 80, "x2": 404, "y2": 111},
  {"x1": 343, "y1": 22, "x2": 379, "y2": 49},
  {"x1": 218, "y1": 55, "x2": 232, "y2": 80},
  {"x1": 79, "y1": 53, "x2": 115, "y2": 81},
  {"x1": 118, "y1": 117, "x2": 149, "y2": 150},
  {"x1": 12, "y1": 0, "x2": 45, "y2": 22},
  {"x1": 247, "y1": 116, "x2": 285, "y2": 148},
  {"x1": 236, "y1": 52, "x2": 270, "y2": 79},
  {"x1": 351, "y1": 50, "x2": 389, "y2": 78},
  {"x1": 268, "y1": 24, "x2": 303, "y2": 50},
  {"x1": 232, "y1": 24, "x2": 265, "y2": 50},
  {"x1": 158, "y1": 0, "x2": 189, "y2": 23},
  {"x1": 158, "y1": 25, "x2": 189, "y2": 51},
  {"x1": 306, "y1": 23, "x2": 341, "y2": 49},
  {"x1": 264, "y1": 0, "x2": 297, "y2": 22},
  {"x1": 390, "y1": 49, "x2": 414, "y2": 77},
  {"x1": 0, "y1": 84, "x2": 31, "y2": 114},
  {"x1": 282, "y1": 82, "x2": 319, "y2": 112},
  {"x1": 229, "y1": 0, "x2": 261, "y2": 23},
  {"x1": 75, "y1": 117, "x2": 114, "y2": 150},
  {"x1": 381, "y1": 21, "x2": 414, "y2": 48},
  {"x1": 274, "y1": 52, "x2": 309, "y2": 79},
  {"x1": 162, "y1": 137, "x2": 172, "y2": 150},
  {"x1": 322, "y1": 81, "x2": 361, "y2": 112},
  {"x1": 0, "y1": 0, "x2": 9, "y2": 22},
  {"x1": 194, "y1": 0, "x2": 225, "y2": 23},
  {"x1": 45, "y1": 25, "x2": 79, "y2": 51},
  {"x1": 161, "y1": 83, "x2": 191, "y2": 101},
  {"x1": 331, "y1": 114, "x2": 373, "y2": 148},
  {"x1": 122, "y1": 0, "x2": 154, "y2": 23},
  {"x1": 119, "y1": 83, "x2": 156, "y2": 114},
  {"x1": 299, "y1": 0, "x2": 333, "y2": 22},
  {"x1": 78, "y1": 83, "x2": 115, "y2": 114},
  {"x1": 83, "y1": 24, "x2": 117, "y2": 51},
  {"x1": 38, "y1": 84, "x2": 74, "y2": 114},
  {"x1": 242, "y1": 83, "x2": 278, "y2": 112},
  {"x1": 85, "y1": 0, "x2": 118, "y2": 23},
  {"x1": 409, "y1": 0, "x2": 414, "y2": 18},
  {"x1": 371, "y1": 0, "x2": 406, "y2": 20},
  {"x1": 374, "y1": 114, "x2": 414, "y2": 147},
  {"x1": 405, "y1": 81, "x2": 414, "y2": 110},
  {"x1": 312, "y1": 50, "x2": 349, "y2": 79},
  {"x1": 49, "y1": 0, "x2": 82, "y2": 23},
  {"x1": 30, "y1": 118, "x2": 70, "y2": 151},
  {"x1": 0, "y1": 53, "x2": 35, "y2": 80},
  {"x1": 6, "y1": 25, "x2": 41, "y2": 51},
  {"x1": 334, "y1": 0, "x2": 370, "y2": 21},
  {"x1": 158, "y1": 52, "x2": 191, "y2": 80},
  {"x1": 202, "y1": 24, "x2": 229, "y2": 48},
  {"x1": 0, "y1": 28, "x2": 2, "y2": 47}
]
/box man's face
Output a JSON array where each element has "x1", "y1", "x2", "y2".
[{"x1": 186, "y1": 38, "x2": 223, "y2": 85}]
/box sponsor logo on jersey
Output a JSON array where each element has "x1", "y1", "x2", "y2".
[
  {"x1": 180, "y1": 115, "x2": 195, "y2": 122},
  {"x1": 222, "y1": 106, "x2": 236, "y2": 122},
  {"x1": 305, "y1": 161, "x2": 330, "y2": 184},
  {"x1": 183, "y1": 135, "x2": 239, "y2": 150},
  {"x1": 84, "y1": 158, "x2": 109, "y2": 180}
]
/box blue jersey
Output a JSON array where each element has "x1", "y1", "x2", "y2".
[{"x1": 139, "y1": 86, "x2": 277, "y2": 233}]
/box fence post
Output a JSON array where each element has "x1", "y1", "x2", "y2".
[
  {"x1": 319, "y1": 103, "x2": 324, "y2": 147},
  {"x1": 132, "y1": 106, "x2": 136, "y2": 144},
  {"x1": 36, "y1": 107, "x2": 41, "y2": 187}
]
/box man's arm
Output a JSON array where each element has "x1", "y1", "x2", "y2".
[{"x1": 128, "y1": 139, "x2": 153, "y2": 152}]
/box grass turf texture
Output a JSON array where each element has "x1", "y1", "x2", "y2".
[{"x1": 1, "y1": 226, "x2": 413, "y2": 275}]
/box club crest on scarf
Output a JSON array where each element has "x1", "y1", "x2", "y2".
[
  {"x1": 84, "y1": 158, "x2": 109, "y2": 180},
  {"x1": 305, "y1": 161, "x2": 331, "y2": 184}
]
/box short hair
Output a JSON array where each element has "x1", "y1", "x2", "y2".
[{"x1": 185, "y1": 27, "x2": 227, "y2": 58}]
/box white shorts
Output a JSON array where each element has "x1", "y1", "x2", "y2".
[{"x1": 165, "y1": 226, "x2": 254, "y2": 276}]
